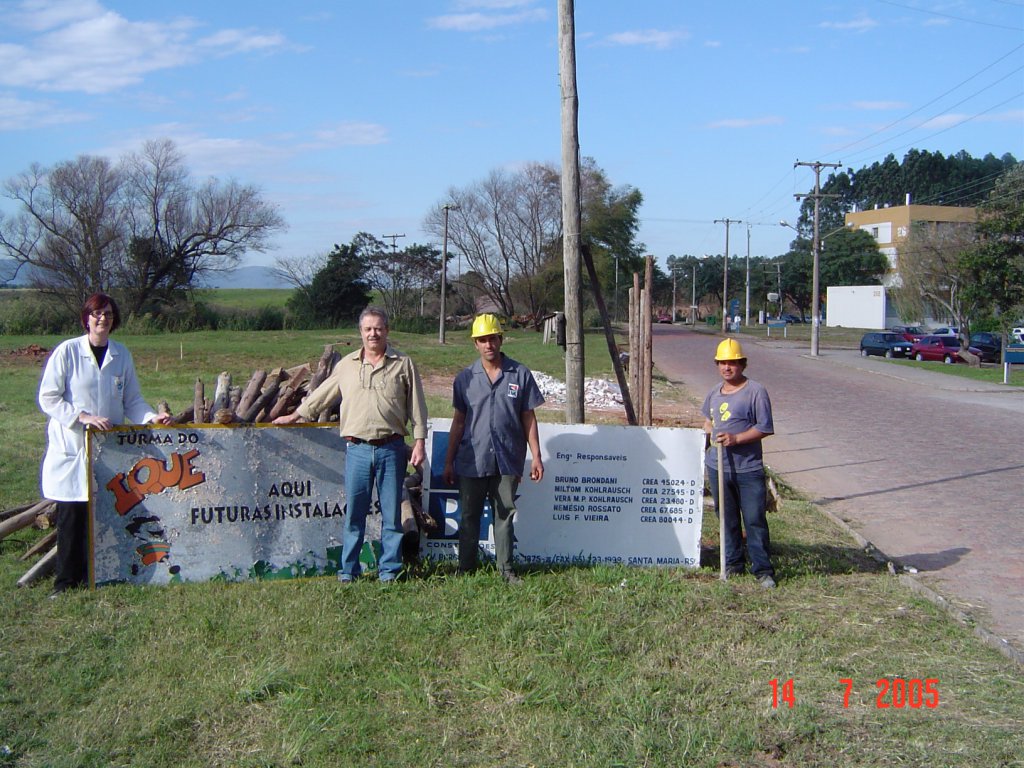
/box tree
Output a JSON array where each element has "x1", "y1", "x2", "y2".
[
  {"x1": 286, "y1": 240, "x2": 371, "y2": 328},
  {"x1": 0, "y1": 139, "x2": 285, "y2": 315},
  {"x1": 424, "y1": 158, "x2": 643, "y2": 321},
  {"x1": 894, "y1": 222, "x2": 980, "y2": 362},
  {"x1": 959, "y1": 163, "x2": 1024, "y2": 333},
  {"x1": 361, "y1": 234, "x2": 441, "y2": 321},
  {"x1": 796, "y1": 150, "x2": 1019, "y2": 233},
  {"x1": 818, "y1": 227, "x2": 889, "y2": 287}
]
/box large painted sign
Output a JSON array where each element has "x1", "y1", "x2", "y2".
[
  {"x1": 88, "y1": 420, "x2": 706, "y2": 588},
  {"x1": 424, "y1": 421, "x2": 705, "y2": 568},
  {"x1": 88, "y1": 424, "x2": 349, "y2": 586}
]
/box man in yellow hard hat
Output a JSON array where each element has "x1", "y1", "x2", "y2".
[
  {"x1": 702, "y1": 337, "x2": 777, "y2": 588},
  {"x1": 442, "y1": 314, "x2": 544, "y2": 584}
]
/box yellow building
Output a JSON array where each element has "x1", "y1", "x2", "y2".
[{"x1": 845, "y1": 203, "x2": 977, "y2": 287}]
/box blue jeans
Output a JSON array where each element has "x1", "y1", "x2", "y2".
[
  {"x1": 707, "y1": 467, "x2": 774, "y2": 577},
  {"x1": 342, "y1": 440, "x2": 406, "y2": 580}
]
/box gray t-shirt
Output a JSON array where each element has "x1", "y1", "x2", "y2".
[{"x1": 701, "y1": 378, "x2": 774, "y2": 474}]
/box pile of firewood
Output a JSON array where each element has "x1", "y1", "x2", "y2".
[
  {"x1": 170, "y1": 342, "x2": 348, "y2": 425},
  {"x1": 7, "y1": 342, "x2": 439, "y2": 588},
  {"x1": 0, "y1": 501, "x2": 58, "y2": 587}
]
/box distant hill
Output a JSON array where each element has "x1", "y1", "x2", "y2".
[
  {"x1": 0, "y1": 260, "x2": 290, "y2": 290},
  {"x1": 199, "y1": 266, "x2": 290, "y2": 290}
]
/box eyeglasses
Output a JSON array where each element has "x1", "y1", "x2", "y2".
[{"x1": 90, "y1": 310, "x2": 114, "y2": 320}]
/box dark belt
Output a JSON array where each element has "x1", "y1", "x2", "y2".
[{"x1": 344, "y1": 434, "x2": 404, "y2": 446}]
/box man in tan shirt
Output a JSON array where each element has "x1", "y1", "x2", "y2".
[{"x1": 275, "y1": 307, "x2": 427, "y2": 582}]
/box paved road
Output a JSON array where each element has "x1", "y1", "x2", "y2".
[{"x1": 652, "y1": 325, "x2": 1024, "y2": 655}]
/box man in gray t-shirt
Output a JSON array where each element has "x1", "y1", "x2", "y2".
[
  {"x1": 702, "y1": 338, "x2": 776, "y2": 587},
  {"x1": 443, "y1": 314, "x2": 544, "y2": 583}
]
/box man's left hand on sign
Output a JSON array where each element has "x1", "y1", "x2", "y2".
[{"x1": 273, "y1": 412, "x2": 304, "y2": 425}]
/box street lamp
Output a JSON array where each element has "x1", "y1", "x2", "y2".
[
  {"x1": 439, "y1": 203, "x2": 458, "y2": 344},
  {"x1": 780, "y1": 219, "x2": 820, "y2": 356}
]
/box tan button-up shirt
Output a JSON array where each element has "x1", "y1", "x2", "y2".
[{"x1": 297, "y1": 345, "x2": 428, "y2": 441}]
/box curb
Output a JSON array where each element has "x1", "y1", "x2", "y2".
[{"x1": 811, "y1": 499, "x2": 1024, "y2": 669}]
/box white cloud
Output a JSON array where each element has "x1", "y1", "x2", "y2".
[
  {"x1": 453, "y1": 0, "x2": 538, "y2": 8},
  {"x1": 704, "y1": 40, "x2": 721, "y2": 48},
  {"x1": 603, "y1": 29, "x2": 689, "y2": 50},
  {"x1": 707, "y1": 116, "x2": 784, "y2": 129},
  {"x1": 427, "y1": 8, "x2": 547, "y2": 32},
  {"x1": 920, "y1": 109, "x2": 1024, "y2": 131},
  {"x1": 0, "y1": 91, "x2": 89, "y2": 130},
  {"x1": 819, "y1": 16, "x2": 879, "y2": 33},
  {"x1": 852, "y1": 100, "x2": 909, "y2": 110},
  {"x1": 0, "y1": 0, "x2": 105, "y2": 32},
  {"x1": 196, "y1": 29, "x2": 291, "y2": 55},
  {"x1": 0, "y1": 1, "x2": 292, "y2": 94},
  {"x1": 311, "y1": 121, "x2": 389, "y2": 147}
]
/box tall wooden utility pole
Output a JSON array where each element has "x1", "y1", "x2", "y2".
[
  {"x1": 714, "y1": 218, "x2": 741, "y2": 333},
  {"x1": 558, "y1": 0, "x2": 584, "y2": 423},
  {"x1": 794, "y1": 160, "x2": 841, "y2": 356},
  {"x1": 439, "y1": 204, "x2": 457, "y2": 345}
]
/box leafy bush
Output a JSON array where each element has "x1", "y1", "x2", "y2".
[
  {"x1": 0, "y1": 291, "x2": 76, "y2": 335},
  {"x1": 390, "y1": 315, "x2": 436, "y2": 334}
]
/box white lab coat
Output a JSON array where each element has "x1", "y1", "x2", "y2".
[{"x1": 38, "y1": 335, "x2": 158, "y2": 501}]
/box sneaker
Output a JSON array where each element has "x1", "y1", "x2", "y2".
[
  {"x1": 338, "y1": 574, "x2": 354, "y2": 584},
  {"x1": 501, "y1": 572, "x2": 523, "y2": 585},
  {"x1": 757, "y1": 574, "x2": 777, "y2": 589}
]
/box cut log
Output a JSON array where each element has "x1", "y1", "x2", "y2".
[
  {"x1": 1, "y1": 502, "x2": 35, "y2": 523},
  {"x1": 228, "y1": 386, "x2": 242, "y2": 414},
  {"x1": 241, "y1": 378, "x2": 280, "y2": 423},
  {"x1": 237, "y1": 370, "x2": 267, "y2": 417},
  {"x1": 173, "y1": 405, "x2": 195, "y2": 423},
  {"x1": 266, "y1": 384, "x2": 302, "y2": 421},
  {"x1": 20, "y1": 529, "x2": 57, "y2": 561},
  {"x1": 16, "y1": 546, "x2": 57, "y2": 588},
  {"x1": 193, "y1": 377, "x2": 206, "y2": 424},
  {"x1": 212, "y1": 371, "x2": 232, "y2": 414},
  {"x1": 0, "y1": 502, "x2": 52, "y2": 541},
  {"x1": 307, "y1": 345, "x2": 336, "y2": 392}
]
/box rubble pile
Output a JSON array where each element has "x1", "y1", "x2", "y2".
[{"x1": 532, "y1": 371, "x2": 624, "y2": 411}]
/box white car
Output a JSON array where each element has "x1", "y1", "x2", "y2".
[
  {"x1": 930, "y1": 326, "x2": 960, "y2": 336},
  {"x1": 1012, "y1": 327, "x2": 1024, "y2": 344}
]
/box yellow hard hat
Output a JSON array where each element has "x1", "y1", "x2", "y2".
[
  {"x1": 471, "y1": 313, "x2": 503, "y2": 338},
  {"x1": 714, "y1": 338, "x2": 746, "y2": 361}
]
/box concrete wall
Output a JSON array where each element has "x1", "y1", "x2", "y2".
[{"x1": 826, "y1": 285, "x2": 886, "y2": 329}]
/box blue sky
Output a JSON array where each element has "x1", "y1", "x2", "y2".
[{"x1": 0, "y1": 0, "x2": 1021, "y2": 273}]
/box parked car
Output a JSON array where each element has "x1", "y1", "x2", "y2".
[
  {"x1": 910, "y1": 335, "x2": 981, "y2": 364},
  {"x1": 780, "y1": 313, "x2": 805, "y2": 324},
  {"x1": 969, "y1": 332, "x2": 1002, "y2": 363},
  {"x1": 656, "y1": 312, "x2": 673, "y2": 324},
  {"x1": 930, "y1": 326, "x2": 960, "y2": 336},
  {"x1": 1012, "y1": 327, "x2": 1024, "y2": 344},
  {"x1": 889, "y1": 325, "x2": 924, "y2": 342},
  {"x1": 859, "y1": 332, "x2": 914, "y2": 358}
]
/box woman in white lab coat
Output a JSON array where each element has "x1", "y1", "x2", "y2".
[{"x1": 38, "y1": 292, "x2": 171, "y2": 596}]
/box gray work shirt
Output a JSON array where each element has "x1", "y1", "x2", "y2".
[
  {"x1": 452, "y1": 354, "x2": 544, "y2": 478},
  {"x1": 701, "y1": 378, "x2": 774, "y2": 475}
]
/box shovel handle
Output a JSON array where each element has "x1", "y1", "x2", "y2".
[{"x1": 716, "y1": 437, "x2": 726, "y2": 581}]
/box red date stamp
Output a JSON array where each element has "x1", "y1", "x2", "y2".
[{"x1": 770, "y1": 678, "x2": 940, "y2": 709}]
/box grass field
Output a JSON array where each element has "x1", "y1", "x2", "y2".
[
  {"x1": 1, "y1": 324, "x2": 1022, "y2": 767},
  {"x1": 196, "y1": 287, "x2": 294, "y2": 311}
]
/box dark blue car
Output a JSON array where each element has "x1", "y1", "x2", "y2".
[{"x1": 860, "y1": 332, "x2": 913, "y2": 358}]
